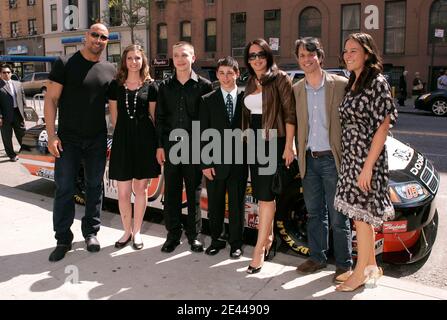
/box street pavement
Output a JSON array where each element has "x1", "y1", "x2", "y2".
[{"x1": 1, "y1": 184, "x2": 447, "y2": 301}]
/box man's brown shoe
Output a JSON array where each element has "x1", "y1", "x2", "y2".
[
  {"x1": 296, "y1": 259, "x2": 326, "y2": 274},
  {"x1": 333, "y1": 267, "x2": 353, "y2": 284}
]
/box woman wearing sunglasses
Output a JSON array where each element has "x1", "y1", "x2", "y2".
[
  {"x1": 242, "y1": 39, "x2": 296, "y2": 274},
  {"x1": 107, "y1": 44, "x2": 160, "y2": 250}
]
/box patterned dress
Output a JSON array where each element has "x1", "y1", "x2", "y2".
[{"x1": 334, "y1": 73, "x2": 398, "y2": 228}]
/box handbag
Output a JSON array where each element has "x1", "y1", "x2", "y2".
[{"x1": 271, "y1": 158, "x2": 299, "y2": 195}]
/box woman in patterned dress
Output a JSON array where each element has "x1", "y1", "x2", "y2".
[
  {"x1": 108, "y1": 45, "x2": 160, "y2": 250},
  {"x1": 334, "y1": 33, "x2": 398, "y2": 291}
]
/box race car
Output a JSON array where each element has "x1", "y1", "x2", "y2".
[{"x1": 19, "y1": 116, "x2": 439, "y2": 265}]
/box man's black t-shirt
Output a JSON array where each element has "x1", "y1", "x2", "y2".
[{"x1": 49, "y1": 51, "x2": 116, "y2": 139}]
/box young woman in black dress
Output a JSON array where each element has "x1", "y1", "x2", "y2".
[
  {"x1": 108, "y1": 44, "x2": 160, "y2": 250},
  {"x1": 242, "y1": 39, "x2": 296, "y2": 273}
]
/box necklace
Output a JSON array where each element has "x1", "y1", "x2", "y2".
[
  {"x1": 255, "y1": 78, "x2": 262, "y2": 87},
  {"x1": 124, "y1": 83, "x2": 140, "y2": 119}
]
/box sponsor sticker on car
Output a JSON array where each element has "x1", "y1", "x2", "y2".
[{"x1": 382, "y1": 221, "x2": 408, "y2": 233}]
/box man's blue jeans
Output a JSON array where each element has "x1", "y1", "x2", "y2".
[
  {"x1": 302, "y1": 153, "x2": 352, "y2": 270},
  {"x1": 53, "y1": 133, "x2": 106, "y2": 244}
]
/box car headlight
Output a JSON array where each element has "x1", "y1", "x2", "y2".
[
  {"x1": 389, "y1": 181, "x2": 430, "y2": 204},
  {"x1": 418, "y1": 93, "x2": 431, "y2": 100}
]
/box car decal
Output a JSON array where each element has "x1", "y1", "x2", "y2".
[{"x1": 386, "y1": 136, "x2": 414, "y2": 170}]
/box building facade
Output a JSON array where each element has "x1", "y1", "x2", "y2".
[
  {"x1": 0, "y1": 0, "x2": 46, "y2": 77},
  {"x1": 150, "y1": 0, "x2": 447, "y2": 89},
  {"x1": 42, "y1": 0, "x2": 150, "y2": 68}
]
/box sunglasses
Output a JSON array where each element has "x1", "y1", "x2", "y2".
[
  {"x1": 248, "y1": 51, "x2": 267, "y2": 61},
  {"x1": 89, "y1": 31, "x2": 109, "y2": 41}
]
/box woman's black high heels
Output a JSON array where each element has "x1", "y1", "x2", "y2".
[
  {"x1": 264, "y1": 238, "x2": 277, "y2": 261},
  {"x1": 246, "y1": 265, "x2": 262, "y2": 274}
]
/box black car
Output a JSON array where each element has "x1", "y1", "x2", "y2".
[{"x1": 415, "y1": 89, "x2": 447, "y2": 116}]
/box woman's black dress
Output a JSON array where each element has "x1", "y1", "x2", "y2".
[{"x1": 108, "y1": 80, "x2": 160, "y2": 181}]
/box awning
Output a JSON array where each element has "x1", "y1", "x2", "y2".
[{"x1": 0, "y1": 55, "x2": 57, "y2": 62}]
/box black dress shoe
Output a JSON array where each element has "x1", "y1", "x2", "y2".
[
  {"x1": 189, "y1": 239, "x2": 204, "y2": 252},
  {"x1": 205, "y1": 241, "x2": 226, "y2": 256},
  {"x1": 49, "y1": 244, "x2": 72, "y2": 262},
  {"x1": 115, "y1": 235, "x2": 132, "y2": 248},
  {"x1": 230, "y1": 248, "x2": 243, "y2": 259},
  {"x1": 85, "y1": 236, "x2": 100, "y2": 252},
  {"x1": 246, "y1": 264, "x2": 262, "y2": 274},
  {"x1": 132, "y1": 241, "x2": 144, "y2": 250},
  {"x1": 9, "y1": 156, "x2": 18, "y2": 162},
  {"x1": 161, "y1": 239, "x2": 180, "y2": 253}
]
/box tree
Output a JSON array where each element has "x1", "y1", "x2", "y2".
[{"x1": 107, "y1": 0, "x2": 151, "y2": 45}]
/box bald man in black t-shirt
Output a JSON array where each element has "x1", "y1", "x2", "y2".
[{"x1": 45, "y1": 23, "x2": 116, "y2": 262}]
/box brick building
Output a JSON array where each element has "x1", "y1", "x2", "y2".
[
  {"x1": 150, "y1": 0, "x2": 447, "y2": 90},
  {"x1": 0, "y1": 0, "x2": 46, "y2": 77}
]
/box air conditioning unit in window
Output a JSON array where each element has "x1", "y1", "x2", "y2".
[
  {"x1": 9, "y1": 0, "x2": 17, "y2": 9},
  {"x1": 28, "y1": 0, "x2": 36, "y2": 5},
  {"x1": 29, "y1": 30, "x2": 37, "y2": 36},
  {"x1": 12, "y1": 32, "x2": 19, "y2": 38}
]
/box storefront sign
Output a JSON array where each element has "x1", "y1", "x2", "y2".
[
  {"x1": 7, "y1": 45, "x2": 28, "y2": 55},
  {"x1": 152, "y1": 58, "x2": 170, "y2": 66}
]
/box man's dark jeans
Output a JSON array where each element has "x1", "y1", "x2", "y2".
[
  {"x1": 53, "y1": 133, "x2": 106, "y2": 244},
  {"x1": 302, "y1": 153, "x2": 353, "y2": 270}
]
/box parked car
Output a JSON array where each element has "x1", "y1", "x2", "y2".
[
  {"x1": 18, "y1": 107, "x2": 439, "y2": 265},
  {"x1": 415, "y1": 89, "x2": 447, "y2": 116},
  {"x1": 21, "y1": 72, "x2": 50, "y2": 96}
]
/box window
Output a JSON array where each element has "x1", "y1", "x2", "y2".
[
  {"x1": 264, "y1": 10, "x2": 281, "y2": 54},
  {"x1": 205, "y1": 19, "x2": 216, "y2": 52},
  {"x1": 385, "y1": 1, "x2": 406, "y2": 54},
  {"x1": 341, "y1": 4, "x2": 361, "y2": 51},
  {"x1": 107, "y1": 43, "x2": 121, "y2": 64},
  {"x1": 10, "y1": 22, "x2": 19, "y2": 37},
  {"x1": 9, "y1": 0, "x2": 17, "y2": 9},
  {"x1": 28, "y1": 19, "x2": 37, "y2": 35},
  {"x1": 87, "y1": 0, "x2": 100, "y2": 27},
  {"x1": 109, "y1": 2, "x2": 122, "y2": 27},
  {"x1": 231, "y1": 12, "x2": 246, "y2": 57},
  {"x1": 157, "y1": 23, "x2": 168, "y2": 55},
  {"x1": 22, "y1": 74, "x2": 33, "y2": 82},
  {"x1": 35, "y1": 73, "x2": 49, "y2": 81},
  {"x1": 28, "y1": 0, "x2": 36, "y2": 6},
  {"x1": 429, "y1": 0, "x2": 447, "y2": 45},
  {"x1": 299, "y1": 7, "x2": 322, "y2": 39},
  {"x1": 50, "y1": 4, "x2": 58, "y2": 31},
  {"x1": 64, "y1": 46, "x2": 77, "y2": 55},
  {"x1": 180, "y1": 21, "x2": 191, "y2": 43},
  {"x1": 206, "y1": 0, "x2": 215, "y2": 4}
]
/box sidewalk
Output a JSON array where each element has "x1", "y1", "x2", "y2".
[{"x1": 1, "y1": 184, "x2": 446, "y2": 300}]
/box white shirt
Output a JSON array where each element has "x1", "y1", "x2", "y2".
[
  {"x1": 244, "y1": 92, "x2": 263, "y2": 114},
  {"x1": 6, "y1": 80, "x2": 18, "y2": 108}
]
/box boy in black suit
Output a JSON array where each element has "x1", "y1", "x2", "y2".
[{"x1": 199, "y1": 57, "x2": 247, "y2": 258}]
